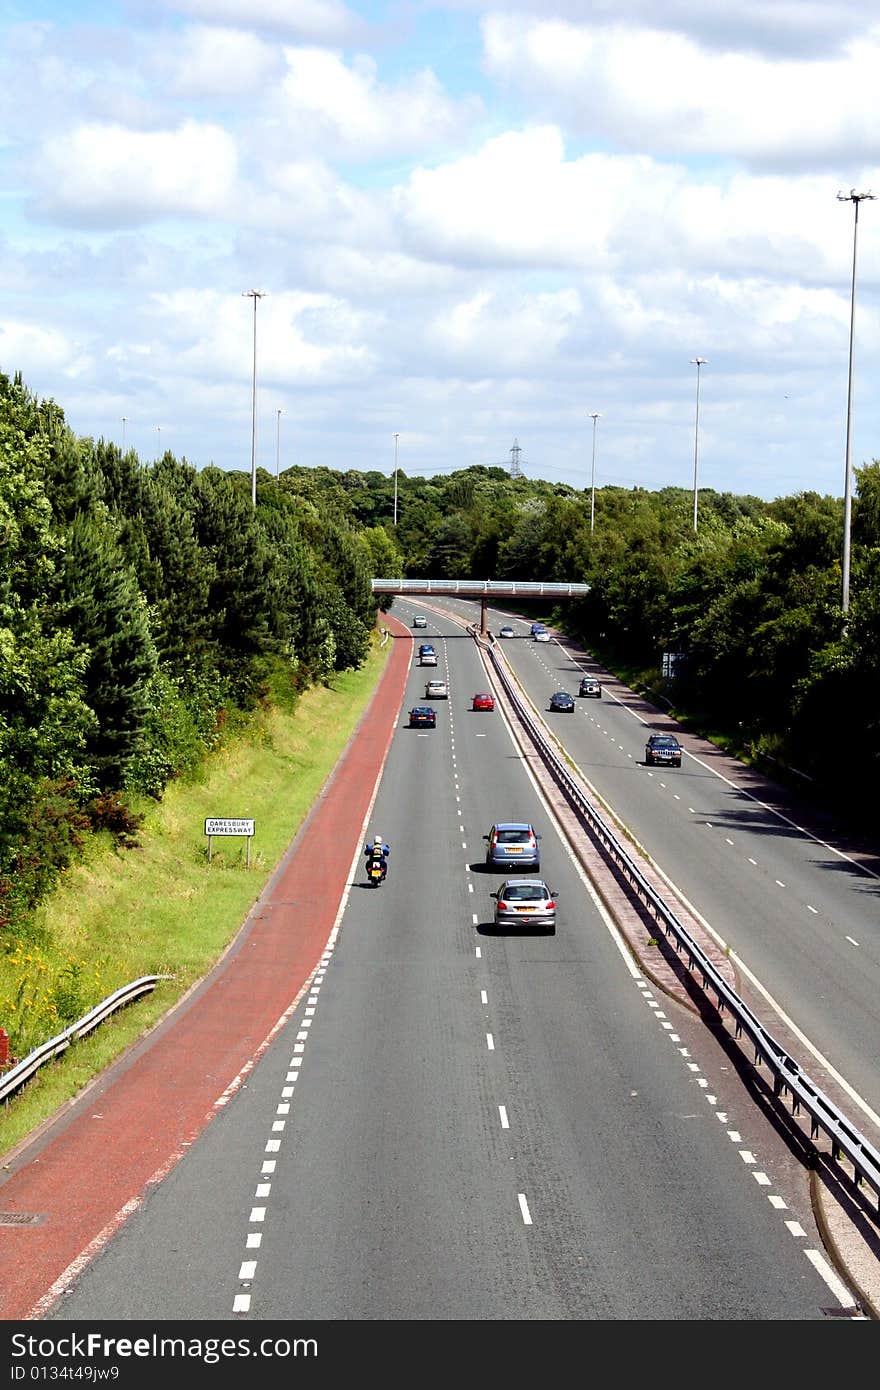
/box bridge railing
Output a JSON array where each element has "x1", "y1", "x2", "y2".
[{"x1": 372, "y1": 578, "x2": 590, "y2": 597}]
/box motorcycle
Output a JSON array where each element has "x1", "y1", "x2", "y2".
[{"x1": 366, "y1": 856, "x2": 386, "y2": 887}]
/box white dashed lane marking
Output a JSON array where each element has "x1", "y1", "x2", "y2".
[{"x1": 634, "y1": 976, "x2": 857, "y2": 1311}]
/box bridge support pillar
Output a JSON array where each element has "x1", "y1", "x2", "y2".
[{"x1": 481, "y1": 597, "x2": 488, "y2": 637}]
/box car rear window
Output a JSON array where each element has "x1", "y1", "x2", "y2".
[
  {"x1": 503, "y1": 885, "x2": 546, "y2": 901},
  {"x1": 496, "y1": 829, "x2": 530, "y2": 843}
]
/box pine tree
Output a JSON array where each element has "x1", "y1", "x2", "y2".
[{"x1": 55, "y1": 512, "x2": 158, "y2": 789}]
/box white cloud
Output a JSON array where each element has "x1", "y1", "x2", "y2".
[
  {"x1": 428, "y1": 287, "x2": 582, "y2": 371},
  {"x1": 273, "y1": 46, "x2": 484, "y2": 160},
  {"x1": 166, "y1": 0, "x2": 364, "y2": 43},
  {"x1": 162, "y1": 25, "x2": 282, "y2": 97},
  {"x1": 481, "y1": 14, "x2": 880, "y2": 165},
  {"x1": 297, "y1": 247, "x2": 463, "y2": 297},
  {"x1": 145, "y1": 287, "x2": 379, "y2": 386},
  {"x1": 31, "y1": 119, "x2": 239, "y2": 225},
  {"x1": 455, "y1": 0, "x2": 875, "y2": 60},
  {"x1": 394, "y1": 128, "x2": 880, "y2": 283},
  {"x1": 394, "y1": 127, "x2": 620, "y2": 267},
  {"x1": 2, "y1": 2, "x2": 879, "y2": 499},
  {"x1": 0, "y1": 322, "x2": 90, "y2": 378},
  {"x1": 246, "y1": 157, "x2": 389, "y2": 241}
]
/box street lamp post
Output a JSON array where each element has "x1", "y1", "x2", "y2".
[
  {"x1": 837, "y1": 188, "x2": 876, "y2": 615},
  {"x1": 276, "y1": 408, "x2": 285, "y2": 479},
  {"x1": 121, "y1": 416, "x2": 127, "y2": 451},
  {"x1": 393, "y1": 432, "x2": 399, "y2": 525},
  {"x1": 589, "y1": 413, "x2": 601, "y2": 533},
  {"x1": 156, "y1": 424, "x2": 162, "y2": 458},
  {"x1": 690, "y1": 358, "x2": 707, "y2": 532},
  {"x1": 242, "y1": 289, "x2": 266, "y2": 507}
]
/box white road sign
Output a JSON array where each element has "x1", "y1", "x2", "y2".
[{"x1": 204, "y1": 818, "x2": 255, "y2": 836}]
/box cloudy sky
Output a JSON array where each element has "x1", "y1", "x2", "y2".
[{"x1": 1, "y1": 0, "x2": 879, "y2": 501}]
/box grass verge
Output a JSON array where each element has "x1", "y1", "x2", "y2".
[{"x1": 0, "y1": 638, "x2": 389, "y2": 1158}]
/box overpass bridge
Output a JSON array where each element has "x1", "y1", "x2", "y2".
[{"x1": 371, "y1": 578, "x2": 590, "y2": 636}]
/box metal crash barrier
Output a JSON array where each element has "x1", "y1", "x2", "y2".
[
  {"x1": 0, "y1": 975, "x2": 170, "y2": 1105},
  {"x1": 478, "y1": 627, "x2": 880, "y2": 1214}
]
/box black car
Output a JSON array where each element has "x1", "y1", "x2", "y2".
[
  {"x1": 578, "y1": 676, "x2": 601, "y2": 698},
  {"x1": 645, "y1": 733, "x2": 682, "y2": 767},
  {"x1": 549, "y1": 691, "x2": 575, "y2": 713},
  {"x1": 409, "y1": 705, "x2": 437, "y2": 728}
]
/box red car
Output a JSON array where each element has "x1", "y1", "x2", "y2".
[{"x1": 472, "y1": 692, "x2": 495, "y2": 711}]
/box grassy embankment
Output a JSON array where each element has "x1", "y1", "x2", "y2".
[{"x1": 0, "y1": 636, "x2": 390, "y2": 1157}]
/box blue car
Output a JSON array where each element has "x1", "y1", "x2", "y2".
[{"x1": 484, "y1": 822, "x2": 540, "y2": 871}]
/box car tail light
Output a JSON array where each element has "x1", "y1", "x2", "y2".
[
  {"x1": 546, "y1": 900, "x2": 555, "y2": 910},
  {"x1": 498, "y1": 901, "x2": 511, "y2": 911}
]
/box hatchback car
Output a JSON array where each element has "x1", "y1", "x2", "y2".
[
  {"x1": 549, "y1": 690, "x2": 575, "y2": 713},
  {"x1": 472, "y1": 692, "x2": 495, "y2": 711},
  {"x1": 484, "y1": 822, "x2": 540, "y2": 871},
  {"x1": 498, "y1": 625, "x2": 516, "y2": 638},
  {"x1": 425, "y1": 679, "x2": 448, "y2": 699},
  {"x1": 645, "y1": 733, "x2": 682, "y2": 767},
  {"x1": 408, "y1": 705, "x2": 436, "y2": 728},
  {"x1": 412, "y1": 615, "x2": 427, "y2": 629},
  {"x1": 534, "y1": 630, "x2": 551, "y2": 643},
  {"x1": 492, "y1": 879, "x2": 557, "y2": 934},
  {"x1": 419, "y1": 647, "x2": 438, "y2": 666},
  {"x1": 578, "y1": 676, "x2": 601, "y2": 698}
]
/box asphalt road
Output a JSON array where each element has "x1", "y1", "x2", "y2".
[
  {"x1": 439, "y1": 601, "x2": 880, "y2": 1137},
  {"x1": 43, "y1": 611, "x2": 854, "y2": 1321}
]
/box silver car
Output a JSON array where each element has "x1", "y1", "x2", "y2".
[
  {"x1": 425, "y1": 679, "x2": 448, "y2": 699},
  {"x1": 492, "y1": 879, "x2": 557, "y2": 933},
  {"x1": 484, "y1": 822, "x2": 540, "y2": 870}
]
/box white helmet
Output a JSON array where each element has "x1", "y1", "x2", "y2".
[{"x1": 374, "y1": 834, "x2": 383, "y2": 845}]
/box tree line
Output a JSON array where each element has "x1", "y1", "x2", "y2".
[
  {"x1": 0, "y1": 372, "x2": 403, "y2": 937},
  {"x1": 301, "y1": 458, "x2": 880, "y2": 828},
  {"x1": 3, "y1": 367, "x2": 878, "y2": 943}
]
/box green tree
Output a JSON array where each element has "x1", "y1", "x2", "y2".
[{"x1": 55, "y1": 512, "x2": 158, "y2": 789}]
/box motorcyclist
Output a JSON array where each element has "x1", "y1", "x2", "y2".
[{"x1": 364, "y1": 834, "x2": 390, "y2": 881}]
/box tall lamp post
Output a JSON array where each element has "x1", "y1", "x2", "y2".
[
  {"x1": 121, "y1": 416, "x2": 127, "y2": 451},
  {"x1": 837, "y1": 188, "x2": 875, "y2": 615},
  {"x1": 243, "y1": 289, "x2": 266, "y2": 507},
  {"x1": 393, "y1": 432, "x2": 399, "y2": 526},
  {"x1": 589, "y1": 412, "x2": 601, "y2": 533},
  {"x1": 275, "y1": 408, "x2": 285, "y2": 479},
  {"x1": 156, "y1": 424, "x2": 162, "y2": 458},
  {"x1": 690, "y1": 357, "x2": 707, "y2": 532}
]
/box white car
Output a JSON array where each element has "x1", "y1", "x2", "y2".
[
  {"x1": 412, "y1": 615, "x2": 427, "y2": 629},
  {"x1": 534, "y1": 630, "x2": 551, "y2": 643},
  {"x1": 425, "y1": 679, "x2": 448, "y2": 699}
]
